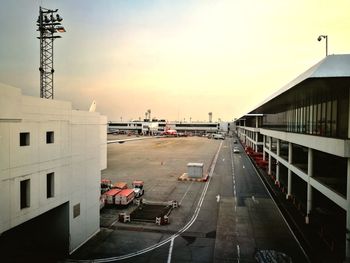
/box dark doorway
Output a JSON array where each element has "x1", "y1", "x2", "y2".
[{"x1": 0, "y1": 202, "x2": 69, "y2": 263}]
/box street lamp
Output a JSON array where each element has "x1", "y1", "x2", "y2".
[
  {"x1": 36, "y1": 7, "x2": 66, "y2": 99},
  {"x1": 317, "y1": 35, "x2": 328, "y2": 57}
]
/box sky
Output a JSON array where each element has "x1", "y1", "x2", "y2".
[{"x1": 1, "y1": 0, "x2": 350, "y2": 122}]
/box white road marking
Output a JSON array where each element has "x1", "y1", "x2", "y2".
[
  {"x1": 231, "y1": 140, "x2": 241, "y2": 263},
  {"x1": 179, "y1": 181, "x2": 193, "y2": 205},
  {"x1": 216, "y1": 194, "x2": 221, "y2": 203},
  {"x1": 167, "y1": 237, "x2": 175, "y2": 263}
]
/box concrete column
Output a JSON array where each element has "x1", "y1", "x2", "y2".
[
  {"x1": 256, "y1": 116, "x2": 259, "y2": 152},
  {"x1": 249, "y1": 131, "x2": 251, "y2": 147},
  {"x1": 247, "y1": 131, "x2": 252, "y2": 147},
  {"x1": 249, "y1": 132, "x2": 251, "y2": 147},
  {"x1": 346, "y1": 159, "x2": 350, "y2": 260},
  {"x1": 268, "y1": 137, "x2": 272, "y2": 175},
  {"x1": 276, "y1": 139, "x2": 280, "y2": 185},
  {"x1": 263, "y1": 136, "x2": 266, "y2": 160},
  {"x1": 287, "y1": 142, "x2": 292, "y2": 199},
  {"x1": 305, "y1": 148, "x2": 313, "y2": 224}
]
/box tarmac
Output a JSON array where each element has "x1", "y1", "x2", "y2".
[{"x1": 66, "y1": 136, "x2": 308, "y2": 263}]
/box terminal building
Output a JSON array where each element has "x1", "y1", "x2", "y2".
[
  {"x1": 108, "y1": 120, "x2": 223, "y2": 135},
  {"x1": 235, "y1": 54, "x2": 350, "y2": 261},
  {"x1": 0, "y1": 84, "x2": 107, "y2": 261}
]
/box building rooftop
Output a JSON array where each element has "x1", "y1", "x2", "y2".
[{"x1": 239, "y1": 54, "x2": 350, "y2": 119}]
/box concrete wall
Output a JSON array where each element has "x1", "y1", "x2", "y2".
[{"x1": 0, "y1": 84, "x2": 107, "y2": 253}]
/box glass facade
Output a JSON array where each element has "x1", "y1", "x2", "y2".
[
  {"x1": 175, "y1": 123, "x2": 218, "y2": 128},
  {"x1": 285, "y1": 98, "x2": 339, "y2": 137},
  {"x1": 259, "y1": 78, "x2": 349, "y2": 139}
]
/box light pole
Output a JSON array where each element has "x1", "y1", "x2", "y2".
[
  {"x1": 37, "y1": 7, "x2": 66, "y2": 99},
  {"x1": 317, "y1": 35, "x2": 328, "y2": 57}
]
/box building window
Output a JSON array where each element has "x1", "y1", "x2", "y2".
[
  {"x1": 20, "y1": 132, "x2": 30, "y2": 146},
  {"x1": 73, "y1": 203, "x2": 80, "y2": 218},
  {"x1": 46, "y1": 131, "x2": 54, "y2": 144},
  {"x1": 47, "y1": 172, "x2": 54, "y2": 198},
  {"x1": 20, "y1": 179, "x2": 30, "y2": 209}
]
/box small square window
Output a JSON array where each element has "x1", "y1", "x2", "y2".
[
  {"x1": 46, "y1": 131, "x2": 54, "y2": 144},
  {"x1": 47, "y1": 172, "x2": 54, "y2": 198},
  {"x1": 20, "y1": 132, "x2": 30, "y2": 146},
  {"x1": 20, "y1": 179, "x2": 30, "y2": 209},
  {"x1": 73, "y1": 203, "x2": 80, "y2": 218}
]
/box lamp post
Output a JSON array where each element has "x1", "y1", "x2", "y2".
[
  {"x1": 317, "y1": 35, "x2": 328, "y2": 57},
  {"x1": 37, "y1": 7, "x2": 66, "y2": 99}
]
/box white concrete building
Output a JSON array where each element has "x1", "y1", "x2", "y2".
[{"x1": 0, "y1": 84, "x2": 107, "y2": 260}]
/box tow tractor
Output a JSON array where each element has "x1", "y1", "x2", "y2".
[
  {"x1": 132, "y1": 180, "x2": 145, "y2": 198},
  {"x1": 101, "y1": 179, "x2": 113, "y2": 194}
]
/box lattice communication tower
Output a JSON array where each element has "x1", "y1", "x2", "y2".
[{"x1": 36, "y1": 7, "x2": 65, "y2": 99}]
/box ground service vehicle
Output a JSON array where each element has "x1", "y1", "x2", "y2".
[
  {"x1": 115, "y1": 189, "x2": 135, "y2": 205},
  {"x1": 104, "y1": 189, "x2": 121, "y2": 205},
  {"x1": 213, "y1": 133, "x2": 225, "y2": 140},
  {"x1": 100, "y1": 195, "x2": 105, "y2": 210},
  {"x1": 163, "y1": 129, "x2": 177, "y2": 136},
  {"x1": 132, "y1": 180, "x2": 145, "y2": 197},
  {"x1": 112, "y1": 182, "x2": 128, "y2": 190},
  {"x1": 101, "y1": 179, "x2": 113, "y2": 194}
]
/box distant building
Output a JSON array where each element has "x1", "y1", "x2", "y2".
[
  {"x1": 235, "y1": 54, "x2": 350, "y2": 261},
  {"x1": 108, "y1": 120, "x2": 221, "y2": 135},
  {"x1": 0, "y1": 84, "x2": 107, "y2": 260}
]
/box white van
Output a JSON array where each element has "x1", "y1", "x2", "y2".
[{"x1": 213, "y1": 133, "x2": 225, "y2": 140}]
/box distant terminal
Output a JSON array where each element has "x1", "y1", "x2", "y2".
[{"x1": 108, "y1": 119, "x2": 235, "y2": 137}]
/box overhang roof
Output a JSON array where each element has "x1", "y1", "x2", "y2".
[{"x1": 241, "y1": 54, "x2": 350, "y2": 118}]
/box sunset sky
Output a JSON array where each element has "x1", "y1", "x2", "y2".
[{"x1": 1, "y1": 0, "x2": 350, "y2": 122}]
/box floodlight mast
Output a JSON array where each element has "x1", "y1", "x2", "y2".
[
  {"x1": 37, "y1": 7, "x2": 65, "y2": 99},
  {"x1": 317, "y1": 34, "x2": 328, "y2": 57}
]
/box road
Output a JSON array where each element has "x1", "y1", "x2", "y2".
[{"x1": 69, "y1": 137, "x2": 308, "y2": 263}]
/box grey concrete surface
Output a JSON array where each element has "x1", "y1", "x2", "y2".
[
  {"x1": 213, "y1": 140, "x2": 308, "y2": 263},
  {"x1": 67, "y1": 136, "x2": 308, "y2": 263}
]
